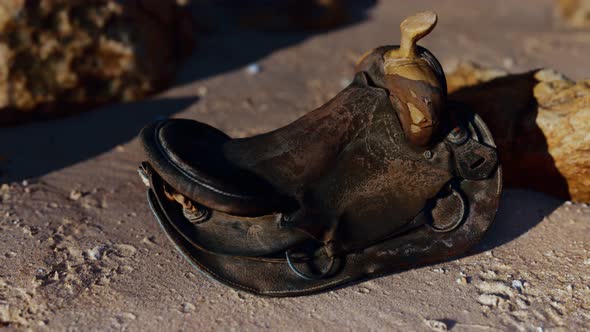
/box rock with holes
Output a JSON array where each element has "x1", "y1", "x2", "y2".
[
  {"x1": 447, "y1": 63, "x2": 590, "y2": 202},
  {"x1": 0, "y1": 0, "x2": 194, "y2": 125},
  {"x1": 555, "y1": 0, "x2": 590, "y2": 27}
]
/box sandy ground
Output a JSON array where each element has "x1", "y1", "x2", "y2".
[{"x1": 1, "y1": 0, "x2": 590, "y2": 330}]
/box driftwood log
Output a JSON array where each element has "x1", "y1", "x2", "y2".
[{"x1": 446, "y1": 62, "x2": 589, "y2": 202}]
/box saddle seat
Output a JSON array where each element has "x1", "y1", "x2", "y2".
[{"x1": 140, "y1": 119, "x2": 294, "y2": 217}]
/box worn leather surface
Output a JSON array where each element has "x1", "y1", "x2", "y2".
[
  {"x1": 145, "y1": 141, "x2": 501, "y2": 296},
  {"x1": 139, "y1": 70, "x2": 501, "y2": 296}
]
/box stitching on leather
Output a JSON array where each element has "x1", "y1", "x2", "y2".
[
  {"x1": 261, "y1": 276, "x2": 351, "y2": 295},
  {"x1": 153, "y1": 120, "x2": 260, "y2": 200}
]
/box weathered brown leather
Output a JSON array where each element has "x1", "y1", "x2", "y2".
[{"x1": 138, "y1": 11, "x2": 502, "y2": 297}]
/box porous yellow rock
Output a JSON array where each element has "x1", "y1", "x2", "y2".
[
  {"x1": 534, "y1": 69, "x2": 590, "y2": 202},
  {"x1": 446, "y1": 62, "x2": 508, "y2": 94},
  {"x1": 446, "y1": 63, "x2": 590, "y2": 202},
  {"x1": 556, "y1": 0, "x2": 590, "y2": 27},
  {"x1": 0, "y1": 0, "x2": 194, "y2": 125}
]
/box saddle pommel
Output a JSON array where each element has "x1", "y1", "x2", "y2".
[{"x1": 396, "y1": 10, "x2": 437, "y2": 59}]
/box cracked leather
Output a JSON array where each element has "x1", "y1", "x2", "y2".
[{"x1": 138, "y1": 11, "x2": 502, "y2": 297}]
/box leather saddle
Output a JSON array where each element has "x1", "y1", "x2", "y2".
[{"x1": 138, "y1": 11, "x2": 501, "y2": 297}]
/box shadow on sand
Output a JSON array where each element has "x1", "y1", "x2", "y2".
[
  {"x1": 175, "y1": 0, "x2": 376, "y2": 85},
  {"x1": 474, "y1": 188, "x2": 563, "y2": 253},
  {"x1": 0, "y1": 0, "x2": 377, "y2": 183},
  {"x1": 0, "y1": 97, "x2": 197, "y2": 182}
]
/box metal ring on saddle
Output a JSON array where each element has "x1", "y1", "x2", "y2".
[
  {"x1": 285, "y1": 250, "x2": 336, "y2": 281},
  {"x1": 427, "y1": 184, "x2": 467, "y2": 233}
]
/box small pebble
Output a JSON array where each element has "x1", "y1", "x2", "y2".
[
  {"x1": 478, "y1": 294, "x2": 502, "y2": 307},
  {"x1": 483, "y1": 270, "x2": 497, "y2": 278},
  {"x1": 502, "y1": 57, "x2": 514, "y2": 69},
  {"x1": 197, "y1": 86, "x2": 208, "y2": 96},
  {"x1": 115, "y1": 312, "x2": 137, "y2": 323},
  {"x1": 87, "y1": 245, "x2": 107, "y2": 260},
  {"x1": 181, "y1": 302, "x2": 196, "y2": 313},
  {"x1": 424, "y1": 319, "x2": 448, "y2": 332},
  {"x1": 246, "y1": 63, "x2": 261, "y2": 75},
  {"x1": 456, "y1": 276, "x2": 470, "y2": 284},
  {"x1": 357, "y1": 287, "x2": 370, "y2": 294},
  {"x1": 512, "y1": 279, "x2": 524, "y2": 292},
  {"x1": 69, "y1": 190, "x2": 83, "y2": 201}
]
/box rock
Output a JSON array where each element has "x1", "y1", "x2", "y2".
[
  {"x1": 477, "y1": 281, "x2": 514, "y2": 298},
  {"x1": 114, "y1": 312, "x2": 137, "y2": 325},
  {"x1": 0, "y1": 0, "x2": 194, "y2": 126},
  {"x1": 68, "y1": 190, "x2": 83, "y2": 201},
  {"x1": 533, "y1": 70, "x2": 590, "y2": 202},
  {"x1": 432, "y1": 267, "x2": 447, "y2": 274},
  {"x1": 456, "y1": 276, "x2": 471, "y2": 284},
  {"x1": 357, "y1": 287, "x2": 370, "y2": 294},
  {"x1": 245, "y1": 63, "x2": 261, "y2": 75},
  {"x1": 512, "y1": 280, "x2": 524, "y2": 292},
  {"x1": 0, "y1": 301, "x2": 28, "y2": 327},
  {"x1": 181, "y1": 302, "x2": 195, "y2": 313},
  {"x1": 555, "y1": 0, "x2": 590, "y2": 27},
  {"x1": 478, "y1": 294, "x2": 504, "y2": 308},
  {"x1": 446, "y1": 63, "x2": 590, "y2": 202},
  {"x1": 87, "y1": 245, "x2": 107, "y2": 261},
  {"x1": 446, "y1": 62, "x2": 508, "y2": 93},
  {"x1": 424, "y1": 319, "x2": 448, "y2": 332},
  {"x1": 112, "y1": 243, "x2": 137, "y2": 258}
]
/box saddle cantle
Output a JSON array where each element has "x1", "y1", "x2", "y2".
[{"x1": 138, "y1": 11, "x2": 501, "y2": 297}]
